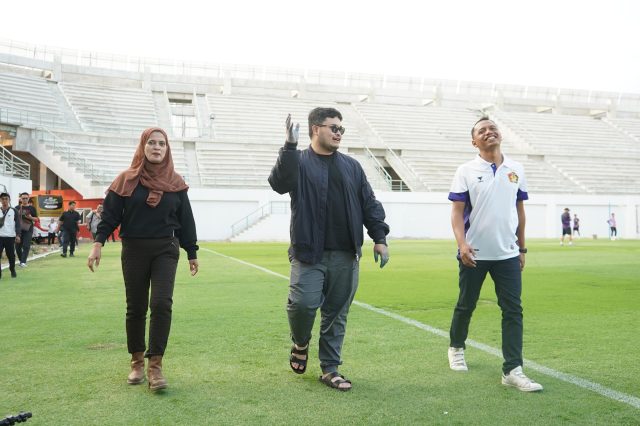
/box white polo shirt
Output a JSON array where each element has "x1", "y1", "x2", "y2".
[{"x1": 448, "y1": 154, "x2": 528, "y2": 260}]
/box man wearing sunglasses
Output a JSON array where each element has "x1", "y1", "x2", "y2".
[{"x1": 269, "y1": 107, "x2": 390, "y2": 392}]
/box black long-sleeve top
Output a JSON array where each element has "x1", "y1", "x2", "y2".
[{"x1": 95, "y1": 183, "x2": 199, "y2": 259}]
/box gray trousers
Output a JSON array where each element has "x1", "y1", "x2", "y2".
[{"x1": 287, "y1": 250, "x2": 359, "y2": 374}]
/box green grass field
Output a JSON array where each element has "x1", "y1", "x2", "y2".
[{"x1": 1, "y1": 239, "x2": 639, "y2": 425}]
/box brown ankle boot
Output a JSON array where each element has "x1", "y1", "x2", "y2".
[
  {"x1": 127, "y1": 352, "x2": 145, "y2": 385},
  {"x1": 147, "y1": 355, "x2": 168, "y2": 391}
]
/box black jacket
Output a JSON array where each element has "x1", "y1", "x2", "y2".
[{"x1": 269, "y1": 143, "x2": 389, "y2": 264}]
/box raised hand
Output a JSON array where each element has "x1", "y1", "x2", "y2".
[{"x1": 286, "y1": 114, "x2": 300, "y2": 145}]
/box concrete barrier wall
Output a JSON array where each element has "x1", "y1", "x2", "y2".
[{"x1": 188, "y1": 188, "x2": 640, "y2": 241}]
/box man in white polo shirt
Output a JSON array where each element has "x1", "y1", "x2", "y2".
[{"x1": 446, "y1": 117, "x2": 543, "y2": 392}]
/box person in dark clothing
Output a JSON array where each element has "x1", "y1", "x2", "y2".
[
  {"x1": 15, "y1": 192, "x2": 37, "y2": 267},
  {"x1": 58, "y1": 201, "x2": 81, "y2": 257},
  {"x1": 572, "y1": 214, "x2": 580, "y2": 237},
  {"x1": 0, "y1": 192, "x2": 21, "y2": 278},
  {"x1": 87, "y1": 127, "x2": 199, "y2": 392},
  {"x1": 269, "y1": 108, "x2": 390, "y2": 392},
  {"x1": 560, "y1": 208, "x2": 573, "y2": 246}
]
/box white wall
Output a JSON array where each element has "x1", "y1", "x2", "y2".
[
  {"x1": 188, "y1": 188, "x2": 640, "y2": 241},
  {"x1": 232, "y1": 213, "x2": 290, "y2": 241},
  {"x1": 189, "y1": 188, "x2": 289, "y2": 241},
  {"x1": 0, "y1": 176, "x2": 32, "y2": 200}
]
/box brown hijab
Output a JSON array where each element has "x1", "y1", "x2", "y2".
[{"x1": 108, "y1": 127, "x2": 188, "y2": 207}]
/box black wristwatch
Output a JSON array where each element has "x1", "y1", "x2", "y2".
[{"x1": 519, "y1": 248, "x2": 528, "y2": 253}]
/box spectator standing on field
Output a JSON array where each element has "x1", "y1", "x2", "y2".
[
  {"x1": 47, "y1": 218, "x2": 58, "y2": 245},
  {"x1": 86, "y1": 204, "x2": 103, "y2": 241},
  {"x1": 572, "y1": 214, "x2": 580, "y2": 238},
  {"x1": 269, "y1": 108, "x2": 390, "y2": 392},
  {"x1": 447, "y1": 117, "x2": 542, "y2": 392},
  {"x1": 58, "y1": 201, "x2": 81, "y2": 257},
  {"x1": 15, "y1": 192, "x2": 37, "y2": 267},
  {"x1": 0, "y1": 192, "x2": 21, "y2": 278},
  {"x1": 607, "y1": 213, "x2": 617, "y2": 240},
  {"x1": 560, "y1": 208, "x2": 573, "y2": 246}
]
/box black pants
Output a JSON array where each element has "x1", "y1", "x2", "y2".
[
  {"x1": 449, "y1": 256, "x2": 523, "y2": 374},
  {"x1": 61, "y1": 230, "x2": 77, "y2": 255},
  {"x1": 121, "y1": 237, "x2": 179, "y2": 357},
  {"x1": 15, "y1": 228, "x2": 32, "y2": 264},
  {"x1": 47, "y1": 232, "x2": 56, "y2": 245},
  {"x1": 0, "y1": 237, "x2": 17, "y2": 274}
]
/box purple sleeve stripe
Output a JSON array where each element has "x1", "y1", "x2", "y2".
[
  {"x1": 517, "y1": 190, "x2": 529, "y2": 201},
  {"x1": 448, "y1": 192, "x2": 469, "y2": 202}
]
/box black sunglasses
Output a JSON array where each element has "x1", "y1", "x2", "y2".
[{"x1": 316, "y1": 124, "x2": 346, "y2": 135}]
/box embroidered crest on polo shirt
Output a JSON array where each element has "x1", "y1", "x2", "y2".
[
  {"x1": 477, "y1": 176, "x2": 484, "y2": 183},
  {"x1": 508, "y1": 172, "x2": 519, "y2": 183}
]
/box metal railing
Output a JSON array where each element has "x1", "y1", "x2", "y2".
[
  {"x1": 231, "y1": 201, "x2": 289, "y2": 237},
  {"x1": 0, "y1": 145, "x2": 30, "y2": 179},
  {"x1": 32, "y1": 128, "x2": 109, "y2": 183},
  {"x1": 363, "y1": 147, "x2": 393, "y2": 190},
  {"x1": 363, "y1": 147, "x2": 411, "y2": 191},
  {"x1": 385, "y1": 148, "x2": 424, "y2": 191},
  {"x1": 0, "y1": 106, "x2": 63, "y2": 129}
]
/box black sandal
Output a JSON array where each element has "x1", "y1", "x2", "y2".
[
  {"x1": 319, "y1": 372, "x2": 352, "y2": 391},
  {"x1": 289, "y1": 343, "x2": 308, "y2": 374}
]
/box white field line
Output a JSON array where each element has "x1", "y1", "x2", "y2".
[
  {"x1": 1, "y1": 247, "x2": 61, "y2": 270},
  {"x1": 202, "y1": 248, "x2": 640, "y2": 410}
]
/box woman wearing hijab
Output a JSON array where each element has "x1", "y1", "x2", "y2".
[{"x1": 87, "y1": 127, "x2": 199, "y2": 392}]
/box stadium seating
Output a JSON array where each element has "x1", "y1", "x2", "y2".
[
  {"x1": 355, "y1": 103, "x2": 481, "y2": 152},
  {"x1": 59, "y1": 82, "x2": 158, "y2": 133},
  {"x1": 194, "y1": 142, "x2": 389, "y2": 190},
  {"x1": 0, "y1": 72, "x2": 68, "y2": 128},
  {"x1": 35, "y1": 130, "x2": 189, "y2": 185},
  {"x1": 607, "y1": 117, "x2": 640, "y2": 141},
  {"x1": 196, "y1": 143, "x2": 274, "y2": 188},
  {"x1": 546, "y1": 156, "x2": 640, "y2": 194},
  {"x1": 1, "y1": 46, "x2": 639, "y2": 197},
  {"x1": 207, "y1": 94, "x2": 363, "y2": 147},
  {"x1": 494, "y1": 111, "x2": 638, "y2": 157}
]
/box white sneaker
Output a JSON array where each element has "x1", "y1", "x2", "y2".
[
  {"x1": 19, "y1": 263, "x2": 27, "y2": 267},
  {"x1": 501, "y1": 366, "x2": 543, "y2": 392},
  {"x1": 448, "y1": 347, "x2": 468, "y2": 371}
]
